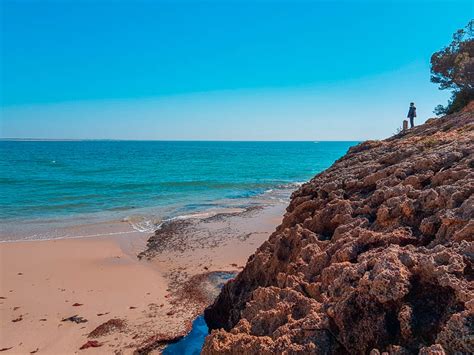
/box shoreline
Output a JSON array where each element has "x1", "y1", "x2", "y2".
[
  {"x1": 0, "y1": 202, "x2": 286, "y2": 354},
  {"x1": 0, "y1": 183, "x2": 299, "y2": 244}
]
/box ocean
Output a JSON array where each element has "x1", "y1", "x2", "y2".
[{"x1": 0, "y1": 140, "x2": 356, "y2": 241}]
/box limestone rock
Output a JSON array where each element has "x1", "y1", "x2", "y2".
[{"x1": 203, "y1": 104, "x2": 474, "y2": 354}]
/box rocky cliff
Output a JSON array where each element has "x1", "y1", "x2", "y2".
[{"x1": 203, "y1": 104, "x2": 474, "y2": 354}]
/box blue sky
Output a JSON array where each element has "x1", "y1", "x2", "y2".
[{"x1": 1, "y1": 0, "x2": 472, "y2": 140}]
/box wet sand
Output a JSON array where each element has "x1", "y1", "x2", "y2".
[{"x1": 0, "y1": 203, "x2": 285, "y2": 354}]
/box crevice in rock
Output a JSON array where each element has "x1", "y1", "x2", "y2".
[{"x1": 404, "y1": 276, "x2": 464, "y2": 347}]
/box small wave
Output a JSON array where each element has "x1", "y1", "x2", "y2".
[
  {"x1": 123, "y1": 215, "x2": 163, "y2": 233},
  {"x1": 170, "y1": 208, "x2": 246, "y2": 221},
  {"x1": 124, "y1": 207, "x2": 248, "y2": 234},
  {"x1": 274, "y1": 181, "x2": 305, "y2": 189},
  {"x1": 161, "y1": 208, "x2": 246, "y2": 226},
  {"x1": 256, "y1": 181, "x2": 306, "y2": 204},
  {"x1": 169, "y1": 212, "x2": 215, "y2": 221}
]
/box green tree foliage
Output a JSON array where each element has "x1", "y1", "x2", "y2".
[{"x1": 431, "y1": 20, "x2": 473, "y2": 115}]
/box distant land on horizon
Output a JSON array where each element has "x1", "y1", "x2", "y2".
[{"x1": 1, "y1": 138, "x2": 360, "y2": 143}]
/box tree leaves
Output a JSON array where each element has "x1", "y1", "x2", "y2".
[{"x1": 430, "y1": 20, "x2": 474, "y2": 114}]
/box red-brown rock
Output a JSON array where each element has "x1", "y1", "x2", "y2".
[
  {"x1": 203, "y1": 105, "x2": 474, "y2": 354},
  {"x1": 79, "y1": 340, "x2": 102, "y2": 350},
  {"x1": 88, "y1": 318, "x2": 126, "y2": 338}
]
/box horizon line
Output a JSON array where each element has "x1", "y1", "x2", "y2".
[{"x1": 1, "y1": 138, "x2": 362, "y2": 143}]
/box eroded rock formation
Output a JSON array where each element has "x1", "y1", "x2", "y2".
[{"x1": 203, "y1": 104, "x2": 474, "y2": 354}]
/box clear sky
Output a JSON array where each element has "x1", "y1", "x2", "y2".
[{"x1": 1, "y1": 0, "x2": 472, "y2": 140}]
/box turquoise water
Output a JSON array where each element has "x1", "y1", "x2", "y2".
[{"x1": 0, "y1": 141, "x2": 356, "y2": 240}]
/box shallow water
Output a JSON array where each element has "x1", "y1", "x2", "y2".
[
  {"x1": 163, "y1": 316, "x2": 208, "y2": 355},
  {"x1": 163, "y1": 272, "x2": 236, "y2": 354},
  {"x1": 1, "y1": 140, "x2": 356, "y2": 240}
]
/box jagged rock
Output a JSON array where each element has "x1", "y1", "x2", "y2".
[{"x1": 203, "y1": 105, "x2": 474, "y2": 354}]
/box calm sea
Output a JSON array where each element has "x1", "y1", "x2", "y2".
[{"x1": 0, "y1": 141, "x2": 356, "y2": 241}]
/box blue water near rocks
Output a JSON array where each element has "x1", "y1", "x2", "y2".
[
  {"x1": 163, "y1": 316, "x2": 208, "y2": 355},
  {"x1": 163, "y1": 272, "x2": 236, "y2": 354},
  {"x1": 0, "y1": 140, "x2": 356, "y2": 240}
]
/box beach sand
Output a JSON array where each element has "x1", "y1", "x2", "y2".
[{"x1": 0, "y1": 203, "x2": 285, "y2": 354}]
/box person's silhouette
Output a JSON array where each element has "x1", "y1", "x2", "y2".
[{"x1": 407, "y1": 102, "x2": 417, "y2": 128}]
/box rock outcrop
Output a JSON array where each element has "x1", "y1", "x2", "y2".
[{"x1": 203, "y1": 104, "x2": 474, "y2": 354}]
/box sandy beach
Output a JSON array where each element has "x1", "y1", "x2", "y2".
[{"x1": 0, "y1": 203, "x2": 285, "y2": 354}]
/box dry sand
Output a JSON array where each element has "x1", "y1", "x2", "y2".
[{"x1": 0, "y1": 203, "x2": 285, "y2": 354}]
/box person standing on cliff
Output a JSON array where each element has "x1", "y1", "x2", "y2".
[{"x1": 407, "y1": 102, "x2": 417, "y2": 128}]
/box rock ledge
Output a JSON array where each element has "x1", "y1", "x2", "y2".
[{"x1": 203, "y1": 105, "x2": 474, "y2": 354}]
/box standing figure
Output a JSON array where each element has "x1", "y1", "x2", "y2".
[{"x1": 407, "y1": 102, "x2": 416, "y2": 128}]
